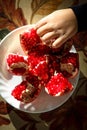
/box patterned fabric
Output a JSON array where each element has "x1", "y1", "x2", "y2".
[{"x1": 0, "y1": 0, "x2": 87, "y2": 130}]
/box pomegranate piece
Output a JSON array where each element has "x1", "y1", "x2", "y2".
[
  {"x1": 11, "y1": 81, "x2": 26, "y2": 101},
  {"x1": 27, "y1": 53, "x2": 49, "y2": 80},
  {"x1": 45, "y1": 73, "x2": 73, "y2": 96},
  {"x1": 11, "y1": 80, "x2": 41, "y2": 103},
  {"x1": 7, "y1": 53, "x2": 28, "y2": 75},
  {"x1": 24, "y1": 72, "x2": 44, "y2": 88},
  {"x1": 60, "y1": 52, "x2": 79, "y2": 78},
  {"x1": 48, "y1": 55, "x2": 60, "y2": 76},
  {"x1": 20, "y1": 28, "x2": 41, "y2": 55}
]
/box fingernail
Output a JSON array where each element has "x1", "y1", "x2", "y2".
[{"x1": 52, "y1": 44, "x2": 56, "y2": 48}]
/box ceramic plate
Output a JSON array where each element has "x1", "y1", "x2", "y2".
[{"x1": 0, "y1": 25, "x2": 79, "y2": 113}]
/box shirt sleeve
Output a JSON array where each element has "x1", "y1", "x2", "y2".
[{"x1": 71, "y1": 3, "x2": 87, "y2": 32}]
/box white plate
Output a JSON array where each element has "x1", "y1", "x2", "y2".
[{"x1": 0, "y1": 25, "x2": 79, "y2": 113}]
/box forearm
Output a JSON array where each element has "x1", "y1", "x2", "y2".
[{"x1": 71, "y1": 3, "x2": 87, "y2": 32}]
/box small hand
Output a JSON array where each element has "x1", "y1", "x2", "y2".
[{"x1": 35, "y1": 8, "x2": 78, "y2": 48}]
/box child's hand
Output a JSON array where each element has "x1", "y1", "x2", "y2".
[{"x1": 35, "y1": 8, "x2": 78, "y2": 48}]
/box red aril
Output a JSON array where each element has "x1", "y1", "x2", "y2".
[
  {"x1": 7, "y1": 53, "x2": 28, "y2": 75},
  {"x1": 45, "y1": 73, "x2": 73, "y2": 96}
]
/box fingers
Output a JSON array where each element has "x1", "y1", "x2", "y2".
[
  {"x1": 41, "y1": 33, "x2": 68, "y2": 49},
  {"x1": 36, "y1": 25, "x2": 68, "y2": 48},
  {"x1": 35, "y1": 16, "x2": 55, "y2": 37},
  {"x1": 36, "y1": 24, "x2": 54, "y2": 37},
  {"x1": 52, "y1": 35, "x2": 68, "y2": 48},
  {"x1": 35, "y1": 17, "x2": 47, "y2": 29},
  {"x1": 41, "y1": 31, "x2": 58, "y2": 42},
  {"x1": 40, "y1": 29, "x2": 67, "y2": 48}
]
